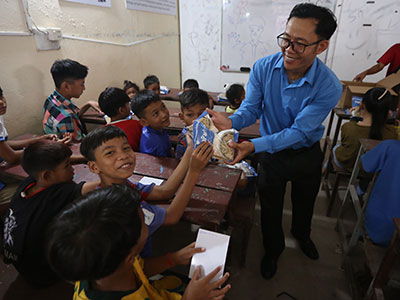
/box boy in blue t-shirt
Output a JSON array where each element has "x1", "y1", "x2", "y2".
[
  {"x1": 131, "y1": 89, "x2": 173, "y2": 157},
  {"x1": 80, "y1": 126, "x2": 212, "y2": 257},
  {"x1": 361, "y1": 139, "x2": 400, "y2": 246},
  {"x1": 176, "y1": 88, "x2": 210, "y2": 159}
]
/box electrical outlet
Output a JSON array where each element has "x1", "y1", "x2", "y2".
[{"x1": 47, "y1": 28, "x2": 62, "y2": 41}]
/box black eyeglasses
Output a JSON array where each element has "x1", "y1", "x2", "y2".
[{"x1": 277, "y1": 33, "x2": 322, "y2": 54}]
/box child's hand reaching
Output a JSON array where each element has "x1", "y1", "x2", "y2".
[
  {"x1": 88, "y1": 101, "x2": 103, "y2": 114},
  {"x1": 58, "y1": 132, "x2": 73, "y2": 145},
  {"x1": 189, "y1": 141, "x2": 213, "y2": 173},
  {"x1": 183, "y1": 266, "x2": 230, "y2": 300},
  {"x1": 169, "y1": 242, "x2": 205, "y2": 266}
]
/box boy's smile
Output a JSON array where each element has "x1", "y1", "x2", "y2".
[{"x1": 89, "y1": 137, "x2": 136, "y2": 185}]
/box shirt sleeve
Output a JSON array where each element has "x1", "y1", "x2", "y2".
[
  {"x1": 377, "y1": 44, "x2": 396, "y2": 66},
  {"x1": 0, "y1": 117, "x2": 8, "y2": 142},
  {"x1": 361, "y1": 142, "x2": 388, "y2": 173},
  {"x1": 250, "y1": 81, "x2": 342, "y2": 153},
  {"x1": 133, "y1": 182, "x2": 155, "y2": 199}
]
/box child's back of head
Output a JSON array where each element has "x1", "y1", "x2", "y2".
[
  {"x1": 51, "y1": 59, "x2": 88, "y2": 89},
  {"x1": 179, "y1": 88, "x2": 209, "y2": 111},
  {"x1": 80, "y1": 126, "x2": 128, "y2": 162},
  {"x1": 183, "y1": 79, "x2": 199, "y2": 90},
  {"x1": 22, "y1": 140, "x2": 72, "y2": 180},
  {"x1": 98, "y1": 87, "x2": 130, "y2": 119},
  {"x1": 226, "y1": 84, "x2": 245, "y2": 109},
  {"x1": 46, "y1": 184, "x2": 142, "y2": 282},
  {"x1": 130, "y1": 89, "x2": 161, "y2": 119},
  {"x1": 363, "y1": 87, "x2": 392, "y2": 140}
]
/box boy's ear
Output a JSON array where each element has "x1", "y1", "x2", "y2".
[
  {"x1": 139, "y1": 118, "x2": 149, "y2": 127},
  {"x1": 60, "y1": 81, "x2": 69, "y2": 91},
  {"x1": 88, "y1": 161, "x2": 101, "y2": 175},
  {"x1": 179, "y1": 112, "x2": 184, "y2": 121},
  {"x1": 39, "y1": 170, "x2": 52, "y2": 182}
]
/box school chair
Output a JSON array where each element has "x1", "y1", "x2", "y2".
[{"x1": 365, "y1": 218, "x2": 400, "y2": 300}]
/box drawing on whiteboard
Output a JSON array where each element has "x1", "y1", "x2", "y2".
[
  {"x1": 227, "y1": 0, "x2": 248, "y2": 25},
  {"x1": 240, "y1": 17, "x2": 268, "y2": 66}
]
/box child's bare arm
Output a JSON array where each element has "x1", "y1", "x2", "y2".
[
  {"x1": 81, "y1": 181, "x2": 101, "y2": 195},
  {"x1": 183, "y1": 266, "x2": 231, "y2": 300},
  {"x1": 0, "y1": 141, "x2": 22, "y2": 165},
  {"x1": 143, "y1": 242, "x2": 204, "y2": 277},
  {"x1": 7, "y1": 134, "x2": 58, "y2": 150},
  {"x1": 163, "y1": 142, "x2": 212, "y2": 225},
  {"x1": 146, "y1": 144, "x2": 193, "y2": 201}
]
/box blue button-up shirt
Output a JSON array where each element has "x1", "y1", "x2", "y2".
[{"x1": 230, "y1": 52, "x2": 342, "y2": 154}]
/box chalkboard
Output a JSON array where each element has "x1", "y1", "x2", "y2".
[{"x1": 221, "y1": 0, "x2": 337, "y2": 72}]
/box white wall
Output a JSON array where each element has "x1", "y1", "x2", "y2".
[{"x1": 0, "y1": 0, "x2": 180, "y2": 137}]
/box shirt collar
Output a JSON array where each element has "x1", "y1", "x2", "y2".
[
  {"x1": 53, "y1": 90, "x2": 76, "y2": 107},
  {"x1": 274, "y1": 53, "x2": 318, "y2": 87}
]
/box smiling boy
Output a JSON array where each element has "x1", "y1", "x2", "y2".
[{"x1": 131, "y1": 89, "x2": 173, "y2": 157}]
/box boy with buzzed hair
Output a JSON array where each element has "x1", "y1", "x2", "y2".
[
  {"x1": 46, "y1": 185, "x2": 230, "y2": 300},
  {"x1": 43, "y1": 59, "x2": 101, "y2": 142},
  {"x1": 144, "y1": 74, "x2": 161, "y2": 96},
  {"x1": 131, "y1": 90, "x2": 172, "y2": 157},
  {"x1": 3, "y1": 140, "x2": 98, "y2": 288},
  {"x1": 98, "y1": 87, "x2": 142, "y2": 152},
  {"x1": 80, "y1": 126, "x2": 212, "y2": 257},
  {"x1": 175, "y1": 88, "x2": 210, "y2": 159}
]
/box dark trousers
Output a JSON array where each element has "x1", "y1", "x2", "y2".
[{"x1": 258, "y1": 142, "x2": 323, "y2": 259}]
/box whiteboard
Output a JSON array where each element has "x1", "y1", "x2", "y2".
[
  {"x1": 329, "y1": 0, "x2": 400, "y2": 81},
  {"x1": 221, "y1": 0, "x2": 337, "y2": 71}
]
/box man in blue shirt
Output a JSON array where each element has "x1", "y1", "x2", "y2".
[{"x1": 208, "y1": 3, "x2": 342, "y2": 279}]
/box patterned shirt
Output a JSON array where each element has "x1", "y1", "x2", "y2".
[{"x1": 43, "y1": 90, "x2": 84, "y2": 142}]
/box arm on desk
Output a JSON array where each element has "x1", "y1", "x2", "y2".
[
  {"x1": 163, "y1": 142, "x2": 213, "y2": 225},
  {"x1": 78, "y1": 101, "x2": 102, "y2": 117}
]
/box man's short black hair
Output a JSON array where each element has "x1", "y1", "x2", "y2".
[
  {"x1": 123, "y1": 80, "x2": 139, "y2": 93},
  {"x1": 46, "y1": 184, "x2": 142, "y2": 282},
  {"x1": 0, "y1": 86, "x2": 3, "y2": 97},
  {"x1": 50, "y1": 59, "x2": 88, "y2": 89},
  {"x1": 98, "y1": 87, "x2": 130, "y2": 118},
  {"x1": 288, "y1": 3, "x2": 337, "y2": 40},
  {"x1": 130, "y1": 89, "x2": 161, "y2": 119},
  {"x1": 183, "y1": 79, "x2": 199, "y2": 89},
  {"x1": 80, "y1": 126, "x2": 128, "y2": 161},
  {"x1": 143, "y1": 75, "x2": 159, "y2": 89},
  {"x1": 226, "y1": 84, "x2": 245, "y2": 106},
  {"x1": 22, "y1": 140, "x2": 72, "y2": 179},
  {"x1": 179, "y1": 88, "x2": 209, "y2": 111}
]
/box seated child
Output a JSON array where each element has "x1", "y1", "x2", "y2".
[
  {"x1": 0, "y1": 87, "x2": 62, "y2": 205},
  {"x1": 3, "y1": 140, "x2": 98, "y2": 287},
  {"x1": 335, "y1": 87, "x2": 397, "y2": 172},
  {"x1": 225, "y1": 84, "x2": 245, "y2": 114},
  {"x1": 361, "y1": 140, "x2": 400, "y2": 246},
  {"x1": 46, "y1": 185, "x2": 230, "y2": 300},
  {"x1": 98, "y1": 87, "x2": 142, "y2": 152},
  {"x1": 183, "y1": 79, "x2": 214, "y2": 109},
  {"x1": 176, "y1": 88, "x2": 210, "y2": 159},
  {"x1": 123, "y1": 80, "x2": 140, "y2": 100},
  {"x1": 43, "y1": 59, "x2": 101, "y2": 142},
  {"x1": 131, "y1": 90, "x2": 172, "y2": 157},
  {"x1": 80, "y1": 126, "x2": 212, "y2": 257},
  {"x1": 144, "y1": 75, "x2": 161, "y2": 96}
]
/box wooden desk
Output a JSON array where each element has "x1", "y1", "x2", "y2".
[
  {"x1": 0, "y1": 145, "x2": 241, "y2": 229},
  {"x1": 80, "y1": 107, "x2": 261, "y2": 140},
  {"x1": 323, "y1": 107, "x2": 351, "y2": 154},
  {"x1": 161, "y1": 88, "x2": 227, "y2": 106}
]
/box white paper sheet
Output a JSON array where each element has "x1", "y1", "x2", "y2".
[
  {"x1": 189, "y1": 229, "x2": 230, "y2": 282},
  {"x1": 139, "y1": 176, "x2": 163, "y2": 186}
]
